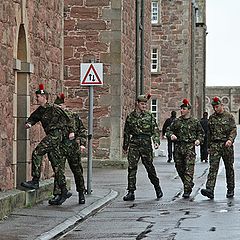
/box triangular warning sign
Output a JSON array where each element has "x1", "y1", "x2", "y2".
[{"x1": 81, "y1": 64, "x2": 103, "y2": 85}]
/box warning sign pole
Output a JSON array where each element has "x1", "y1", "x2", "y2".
[
  {"x1": 80, "y1": 61, "x2": 103, "y2": 195},
  {"x1": 87, "y1": 84, "x2": 93, "y2": 195}
]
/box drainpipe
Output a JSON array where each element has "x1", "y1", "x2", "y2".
[
  {"x1": 190, "y1": 2, "x2": 195, "y2": 116},
  {"x1": 140, "y1": 0, "x2": 145, "y2": 94},
  {"x1": 136, "y1": 0, "x2": 140, "y2": 98}
]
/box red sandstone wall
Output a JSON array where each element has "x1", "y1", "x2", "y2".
[
  {"x1": 151, "y1": 0, "x2": 192, "y2": 127},
  {"x1": 64, "y1": 0, "x2": 112, "y2": 159},
  {"x1": 0, "y1": 2, "x2": 16, "y2": 190},
  {"x1": 0, "y1": 0, "x2": 64, "y2": 190}
]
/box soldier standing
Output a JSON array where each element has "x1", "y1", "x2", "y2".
[
  {"x1": 200, "y1": 111, "x2": 209, "y2": 162},
  {"x1": 201, "y1": 97, "x2": 237, "y2": 199},
  {"x1": 162, "y1": 110, "x2": 177, "y2": 162},
  {"x1": 21, "y1": 84, "x2": 74, "y2": 205},
  {"x1": 49, "y1": 93, "x2": 87, "y2": 205},
  {"x1": 166, "y1": 99, "x2": 204, "y2": 198},
  {"x1": 122, "y1": 94, "x2": 163, "y2": 201}
]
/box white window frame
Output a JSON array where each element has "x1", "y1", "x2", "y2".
[
  {"x1": 151, "y1": 98, "x2": 158, "y2": 122},
  {"x1": 151, "y1": 48, "x2": 159, "y2": 73},
  {"x1": 151, "y1": 1, "x2": 159, "y2": 24}
]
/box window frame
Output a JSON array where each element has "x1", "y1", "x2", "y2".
[
  {"x1": 151, "y1": 47, "x2": 159, "y2": 73},
  {"x1": 151, "y1": 1, "x2": 160, "y2": 25},
  {"x1": 151, "y1": 98, "x2": 158, "y2": 122}
]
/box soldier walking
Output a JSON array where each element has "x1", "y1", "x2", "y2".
[
  {"x1": 122, "y1": 94, "x2": 163, "y2": 201},
  {"x1": 21, "y1": 84, "x2": 74, "y2": 205},
  {"x1": 201, "y1": 97, "x2": 237, "y2": 199},
  {"x1": 166, "y1": 99, "x2": 204, "y2": 198},
  {"x1": 49, "y1": 93, "x2": 87, "y2": 205}
]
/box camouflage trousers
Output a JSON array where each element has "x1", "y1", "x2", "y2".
[
  {"x1": 53, "y1": 140, "x2": 85, "y2": 195},
  {"x1": 206, "y1": 142, "x2": 234, "y2": 192},
  {"x1": 173, "y1": 143, "x2": 196, "y2": 193},
  {"x1": 127, "y1": 138, "x2": 160, "y2": 191},
  {"x1": 32, "y1": 129, "x2": 67, "y2": 192}
]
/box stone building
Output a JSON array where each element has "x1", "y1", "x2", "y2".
[
  {"x1": 63, "y1": 0, "x2": 152, "y2": 165},
  {"x1": 151, "y1": 0, "x2": 206, "y2": 127},
  {"x1": 63, "y1": 0, "x2": 206, "y2": 163},
  {"x1": 0, "y1": 0, "x2": 207, "y2": 191},
  {"x1": 206, "y1": 86, "x2": 240, "y2": 124},
  {"x1": 0, "y1": 0, "x2": 64, "y2": 191}
]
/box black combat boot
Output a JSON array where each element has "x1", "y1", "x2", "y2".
[
  {"x1": 123, "y1": 191, "x2": 135, "y2": 201},
  {"x1": 201, "y1": 188, "x2": 214, "y2": 199},
  {"x1": 48, "y1": 195, "x2": 61, "y2": 205},
  {"x1": 154, "y1": 185, "x2": 163, "y2": 199},
  {"x1": 182, "y1": 192, "x2": 190, "y2": 199},
  {"x1": 226, "y1": 189, "x2": 234, "y2": 198},
  {"x1": 79, "y1": 191, "x2": 85, "y2": 204},
  {"x1": 56, "y1": 190, "x2": 72, "y2": 205},
  {"x1": 21, "y1": 178, "x2": 39, "y2": 190}
]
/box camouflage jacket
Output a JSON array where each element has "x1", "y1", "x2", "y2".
[
  {"x1": 63, "y1": 109, "x2": 87, "y2": 147},
  {"x1": 166, "y1": 116, "x2": 204, "y2": 144},
  {"x1": 26, "y1": 103, "x2": 74, "y2": 135},
  {"x1": 208, "y1": 110, "x2": 237, "y2": 144},
  {"x1": 123, "y1": 110, "x2": 160, "y2": 150}
]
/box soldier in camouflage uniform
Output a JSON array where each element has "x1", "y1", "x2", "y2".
[
  {"x1": 122, "y1": 94, "x2": 163, "y2": 201},
  {"x1": 166, "y1": 99, "x2": 204, "y2": 198},
  {"x1": 21, "y1": 84, "x2": 74, "y2": 205},
  {"x1": 49, "y1": 93, "x2": 87, "y2": 205},
  {"x1": 201, "y1": 97, "x2": 237, "y2": 199}
]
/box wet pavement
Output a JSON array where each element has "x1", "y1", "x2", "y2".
[{"x1": 0, "y1": 126, "x2": 239, "y2": 240}]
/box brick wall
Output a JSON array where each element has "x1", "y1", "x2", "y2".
[
  {"x1": 0, "y1": 0, "x2": 64, "y2": 190},
  {"x1": 206, "y1": 87, "x2": 240, "y2": 124},
  {"x1": 0, "y1": 1, "x2": 16, "y2": 190},
  {"x1": 151, "y1": 0, "x2": 193, "y2": 128},
  {"x1": 151, "y1": 0, "x2": 206, "y2": 128},
  {"x1": 64, "y1": 0, "x2": 152, "y2": 161}
]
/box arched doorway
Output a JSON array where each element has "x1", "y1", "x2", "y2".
[{"x1": 14, "y1": 24, "x2": 30, "y2": 188}]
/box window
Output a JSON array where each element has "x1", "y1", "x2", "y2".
[
  {"x1": 151, "y1": 99, "x2": 158, "y2": 121},
  {"x1": 151, "y1": 48, "x2": 158, "y2": 73},
  {"x1": 151, "y1": 1, "x2": 159, "y2": 24}
]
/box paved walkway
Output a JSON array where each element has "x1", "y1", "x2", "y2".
[{"x1": 0, "y1": 166, "x2": 119, "y2": 240}]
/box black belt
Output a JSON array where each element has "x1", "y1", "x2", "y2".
[
  {"x1": 212, "y1": 140, "x2": 226, "y2": 143},
  {"x1": 132, "y1": 134, "x2": 151, "y2": 139}
]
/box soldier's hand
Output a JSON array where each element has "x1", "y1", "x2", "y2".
[
  {"x1": 25, "y1": 123, "x2": 31, "y2": 129},
  {"x1": 225, "y1": 140, "x2": 232, "y2": 147},
  {"x1": 170, "y1": 134, "x2": 177, "y2": 141},
  {"x1": 69, "y1": 132, "x2": 75, "y2": 140},
  {"x1": 154, "y1": 143, "x2": 159, "y2": 149},
  {"x1": 195, "y1": 140, "x2": 200, "y2": 146},
  {"x1": 80, "y1": 145, "x2": 86, "y2": 152},
  {"x1": 123, "y1": 147, "x2": 128, "y2": 155}
]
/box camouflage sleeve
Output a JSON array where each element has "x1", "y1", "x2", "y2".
[
  {"x1": 228, "y1": 114, "x2": 237, "y2": 142},
  {"x1": 55, "y1": 106, "x2": 75, "y2": 133},
  {"x1": 123, "y1": 116, "x2": 131, "y2": 151},
  {"x1": 151, "y1": 115, "x2": 160, "y2": 145},
  {"x1": 75, "y1": 114, "x2": 87, "y2": 146},
  {"x1": 26, "y1": 107, "x2": 42, "y2": 126}
]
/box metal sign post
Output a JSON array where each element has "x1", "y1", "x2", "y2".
[
  {"x1": 80, "y1": 62, "x2": 103, "y2": 195},
  {"x1": 87, "y1": 85, "x2": 93, "y2": 194}
]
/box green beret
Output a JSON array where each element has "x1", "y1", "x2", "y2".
[
  {"x1": 211, "y1": 96, "x2": 221, "y2": 106},
  {"x1": 137, "y1": 95, "x2": 148, "y2": 102}
]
